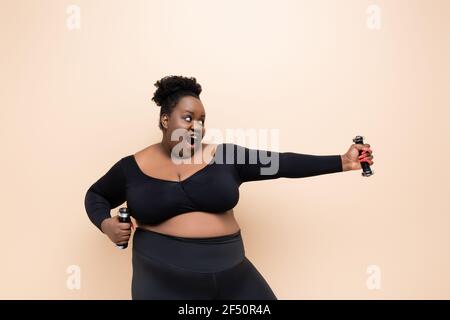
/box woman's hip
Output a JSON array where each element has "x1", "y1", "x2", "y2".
[{"x1": 132, "y1": 227, "x2": 246, "y2": 273}]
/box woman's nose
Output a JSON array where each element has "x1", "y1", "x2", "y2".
[{"x1": 191, "y1": 120, "x2": 203, "y2": 129}]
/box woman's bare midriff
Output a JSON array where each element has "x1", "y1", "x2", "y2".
[
  {"x1": 137, "y1": 209, "x2": 240, "y2": 238},
  {"x1": 134, "y1": 142, "x2": 241, "y2": 238}
]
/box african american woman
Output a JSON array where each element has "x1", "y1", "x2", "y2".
[{"x1": 84, "y1": 75, "x2": 375, "y2": 300}]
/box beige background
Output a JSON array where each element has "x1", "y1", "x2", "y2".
[{"x1": 1, "y1": 0, "x2": 449, "y2": 299}]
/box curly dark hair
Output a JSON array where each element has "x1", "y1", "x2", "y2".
[{"x1": 151, "y1": 75, "x2": 202, "y2": 130}]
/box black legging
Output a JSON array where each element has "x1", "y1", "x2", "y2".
[{"x1": 131, "y1": 227, "x2": 277, "y2": 300}]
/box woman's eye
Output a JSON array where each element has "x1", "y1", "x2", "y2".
[{"x1": 185, "y1": 116, "x2": 204, "y2": 125}]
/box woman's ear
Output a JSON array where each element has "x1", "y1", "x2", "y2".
[{"x1": 161, "y1": 115, "x2": 168, "y2": 129}]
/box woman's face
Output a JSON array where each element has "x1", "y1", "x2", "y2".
[{"x1": 162, "y1": 95, "x2": 206, "y2": 156}]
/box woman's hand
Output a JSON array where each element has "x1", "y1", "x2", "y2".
[
  {"x1": 341, "y1": 143, "x2": 374, "y2": 171},
  {"x1": 101, "y1": 215, "x2": 135, "y2": 246}
]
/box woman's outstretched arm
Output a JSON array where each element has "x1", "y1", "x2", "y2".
[{"x1": 226, "y1": 142, "x2": 374, "y2": 183}]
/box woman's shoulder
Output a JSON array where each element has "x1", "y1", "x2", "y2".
[{"x1": 132, "y1": 143, "x2": 159, "y2": 159}]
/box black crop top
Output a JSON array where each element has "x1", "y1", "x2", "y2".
[{"x1": 84, "y1": 143, "x2": 343, "y2": 232}]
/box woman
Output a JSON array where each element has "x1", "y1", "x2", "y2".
[{"x1": 84, "y1": 75, "x2": 374, "y2": 300}]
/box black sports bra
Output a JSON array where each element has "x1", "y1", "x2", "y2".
[{"x1": 84, "y1": 143, "x2": 343, "y2": 232}]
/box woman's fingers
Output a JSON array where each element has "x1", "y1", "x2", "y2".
[
  {"x1": 113, "y1": 219, "x2": 133, "y2": 244},
  {"x1": 359, "y1": 154, "x2": 373, "y2": 160},
  {"x1": 114, "y1": 229, "x2": 131, "y2": 238},
  {"x1": 359, "y1": 150, "x2": 373, "y2": 158},
  {"x1": 353, "y1": 146, "x2": 374, "y2": 166},
  {"x1": 360, "y1": 158, "x2": 374, "y2": 165},
  {"x1": 118, "y1": 222, "x2": 132, "y2": 230},
  {"x1": 358, "y1": 151, "x2": 374, "y2": 164},
  {"x1": 118, "y1": 234, "x2": 131, "y2": 242}
]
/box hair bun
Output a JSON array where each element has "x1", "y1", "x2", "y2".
[{"x1": 152, "y1": 75, "x2": 202, "y2": 107}]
